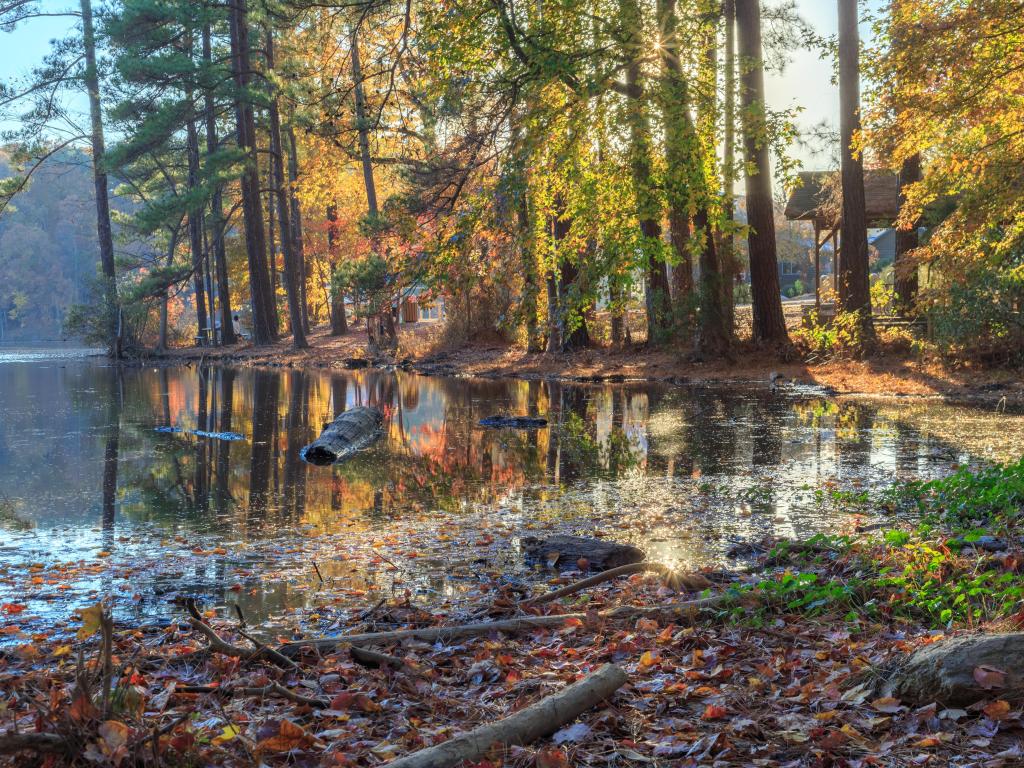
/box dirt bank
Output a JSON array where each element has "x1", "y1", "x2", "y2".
[{"x1": 145, "y1": 322, "x2": 1024, "y2": 407}]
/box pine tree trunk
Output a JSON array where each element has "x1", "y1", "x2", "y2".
[
  {"x1": 266, "y1": 28, "x2": 308, "y2": 349},
  {"x1": 228, "y1": 0, "x2": 276, "y2": 345},
  {"x1": 203, "y1": 23, "x2": 236, "y2": 346},
  {"x1": 285, "y1": 126, "x2": 311, "y2": 333},
  {"x1": 735, "y1": 0, "x2": 788, "y2": 344},
  {"x1": 837, "y1": 0, "x2": 874, "y2": 341},
  {"x1": 894, "y1": 153, "x2": 921, "y2": 313},
  {"x1": 185, "y1": 76, "x2": 209, "y2": 345},
  {"x1": 80, "y1": 0, "x2": 119, "y2": 358}
]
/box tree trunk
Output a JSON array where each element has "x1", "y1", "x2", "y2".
[
  {"x1": 327, "y1": 204, "x2": 347, "y2": 335},
  {"x1": 837, "y1": 0, "x2": 874, "y2": 340},
  {"x1": 657, "y1": 0, "x2": 694, "y2": 317},
  {"x1": 695, "y1": 14, "x2": 731, "y2": 357},
  {"x1": 894, "y1": 153, "x2": 921, "y2": 313},
  {"x1": 185, "y1": 79, "x2": 209, "y2": 346},
  {"x1": 351, "y1": 29, "x2": 378, "y2": 218},
  {"x1": 886, "y1": 633, "x2": 1024, "y2": 706},
  {"x1": 266, "y1": 28, "x2": 308, "y2": 349},
  {"x1": 285, "y1": 126, "x2": 311, "y2": 333},
  {"x1": 735, "y1": 0, "x2": 788, "y2": 344},
  {"x1": 721, "y1": 0, "x2": 738, "y2": 329},
  {"x1": 620, "y1": 0, "x2": 671, "y2": 344},
  {"x1": 228, "y1": 0, "x2": 276, "y2": 345},
  {"x1": 302, "y1": 406, "x2": 383, "y2": 465},
  {"x1": 204, "y1": 23, "x2": 236, "y2": 345},
  {"x1": 80, "y1": 0, "x2": 119, "y2": 358}
]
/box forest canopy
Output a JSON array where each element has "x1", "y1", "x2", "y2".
[{"x1": 0, "y1": 0, "x2": 1020, "y2": 362}]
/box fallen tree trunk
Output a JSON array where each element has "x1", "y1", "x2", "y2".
[
  {"x1": 383, "y1": 663, "x2": 627, "y2": 768},
  {"x1": 0, "y1": 733, "x2": 69, "y2": 756},
  {"x1": 278, "y1": 595, "x2": 726, "y2": 657},
  {"x1": 885, "y1": 632, "x2": 1024, "y2": 706},
  {"x1": 522, "y1": 535, "x2": 646, "y2": 571},
  {"x1": 301, "y1": 406, "x2": 383, "y2": 465}
]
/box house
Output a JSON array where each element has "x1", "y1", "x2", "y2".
[{"x1": 784, "y1": 169, "x2": 902, "y2": 306}]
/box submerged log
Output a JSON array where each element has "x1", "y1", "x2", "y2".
[
  {"x1": 301, "y1": 406, "x2": 383, "y2": 465},
  {"x1": 886, "y1": 632, "x2": 1024, "y2": 705},
  {"x1": 522, "y1": 535, "x2": 646, "y2": 571},
  {"x1": 479, "y1": 415, "x2": 549, "y2": 429}
]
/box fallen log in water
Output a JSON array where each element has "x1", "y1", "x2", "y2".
[
  {"x1": 301, "y1": 406, "x2": 383, "y2": 465},
  {"x1": 522, "y1": 535, "x2": 646, "y2": 571},
  {"x1": 478, "y1": 415, "x2": 548, "y2": 429},
  {"x1": 383, "y1": 664, "x2": 627, "y2": 768}
]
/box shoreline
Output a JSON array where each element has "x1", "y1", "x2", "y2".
[{"x1": 123, "y1": 323, "x2": 1024, "y2": 409}]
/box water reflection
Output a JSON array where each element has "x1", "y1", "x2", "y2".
[{"x1": 1, "y1": 360, "x2": 1022, "y2": 628}]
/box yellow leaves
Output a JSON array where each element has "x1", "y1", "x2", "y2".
[
  {"x1": 52, "y1": 644, "x2": 72, "y2": 658},
  {"x1": 212, "y1": 724, "x2": 242, "y2": 745},
  {"x1": 77, "y1": 603, "x2": 104, "y2": 640},
  {"x1": 638, "y1": 651, "x2": 660, "y2": 670}
]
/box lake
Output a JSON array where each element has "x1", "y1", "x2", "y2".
[{"x1": 2, "y1": 351, "x2": 1022, "y2": 636}]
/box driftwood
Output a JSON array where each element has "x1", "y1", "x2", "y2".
[
  {"x1": 278, "y1": 595, "x2": 727, "y2": 657},
  {"x1": 522, "y1": 535, "x2": 646, "y2": 571},
  {"x1": 383, "y1": 664, "x2": 627, "y2": 768},
  {"x1": 523, "y1": 562, "x2": 671, "y2": 606},
  {"x1": 302, "y1": 406, "x2": 383, "y2": 465},
  {"x1": 478, "y1": 416, "x2": 548, "y2": 429},
  {"x1": 886, "y1": 632, "x2": 1024, "y2": 705}
]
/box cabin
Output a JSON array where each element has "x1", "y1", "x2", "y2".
[
  {"x1": 396, "y1": 282, "x2": 445, "y2": 324},
  {"x1": 784, "y1": 169, "x2": 901, "y2": 308}
]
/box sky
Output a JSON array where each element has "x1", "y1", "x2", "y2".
[{"x1": 0, "y1": 0, "x2": 884, "y2": 171}]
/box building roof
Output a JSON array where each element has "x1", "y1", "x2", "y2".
[{"x1": 784, "y1": 170, "x2": 900, "y2": 226}]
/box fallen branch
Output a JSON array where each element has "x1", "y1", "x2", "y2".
[
  {"x1": 0, "y1": 733, "x2": 69, "y2": 756},
  {"x1": 350, "y1": 645, "x2": 409, "y2": 670},
  {"x1": 184, "y1": 599, "x2": 296, "y2": 670},
  {"x1": 522, "y1": 562, "x2": 670, "y2": 606},
  {"x1": 279, "y1": 595, "x2": 727, "y2": 657},
  {"x1": 178, "y1": 682, "x2": 328, "y2": 707},
  {"x1": 383, "y1": 663, "x2": 627, "y2": 768}
]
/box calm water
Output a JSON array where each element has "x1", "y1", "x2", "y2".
[{"x1": 2, "y1": 352, "x2": 1022, "y2": 634}]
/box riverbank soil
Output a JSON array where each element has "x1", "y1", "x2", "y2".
[{"x1": 152, "y1": 321, "x2": 1024, "y2": 405}]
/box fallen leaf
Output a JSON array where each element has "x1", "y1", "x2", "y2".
[
  {"x1": 99, "y1": 720, "x2": 129, "y2": 751},
  {"x1": 552, "y1": 722, "x2": 591, "y2": 744},
  {"x1": 258, "y1": 719, "x2": 319, "y2": 752},
  {"x1": 701, "y1": 704, "x2": 728, "y2": 721},
  {"x1": 77, "y1": 603, "x2": 104, "y2": 640},
  {"x1": 871, "y1": 697, "x2": 904, "y2": 714},
  {"x1": 973, "y1": 665, "x2": 1007, "y2": 690},
  {"x1": 1, "y1": 603, "x2": 26, "y2": 614},
  {"x1": 536, "y1": 747, "x2": 570, "y2": 768},
  {"x1": 983, "y1": 700, "x2": 1011, "y2": 721}
]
